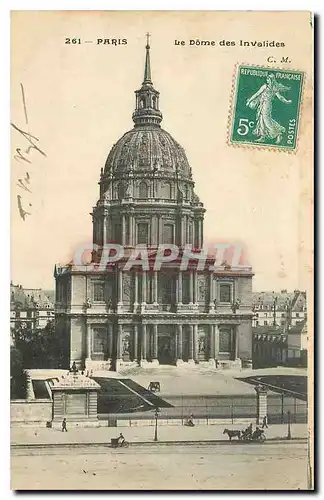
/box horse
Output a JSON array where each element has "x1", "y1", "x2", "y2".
[{"x1": 223, "y1": 428, "x2": 241, "y2": 441}]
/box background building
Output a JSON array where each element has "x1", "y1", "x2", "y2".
[
  {"x1": 252, "y1": 289, "x2": 307, "y2": 328},
  {"x1": 252, "y1": 290, "x2": 307, "y2": 368},
  {"x1": 54, "y1": 40, "x2": 253, "y2": 372},
  {"x1": 10, "y1": 283, "x2": 54, "y2": 331}
]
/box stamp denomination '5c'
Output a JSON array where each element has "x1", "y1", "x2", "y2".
[{"x1": 229, "y1": 65, "x2": 304, "y2": 151}]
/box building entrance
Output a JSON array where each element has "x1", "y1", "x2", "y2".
[{"x1": 158, "y1": 334, "x2": 176, "y2": 365}]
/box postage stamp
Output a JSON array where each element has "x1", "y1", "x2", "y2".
[{"x1": 229, "y1": 65, "x2": 304, "y2": 151}]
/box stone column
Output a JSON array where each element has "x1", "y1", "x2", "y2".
[
  {"x1": 179, "y1": 215, "x2": 183, "y2": 246},
  {"x1": 142, "y1": 271, "x2": 147, "y2": 304},
  {"x1": 209, "y1": 324, "x2": 214, "y2": 361},
  {"x1": 141, "y1": 324, "x2": 147, "y2": 363},
  {"x1": 104, "y1": 216, "x2": 108, "y2": 245},
  {"x1": 188, "y1": 324, "x2": 195, "y2": 364},
  {"x1": 107, "y1": 323, "x2": 113, "y2": 360},
  {"x1": 152, "y1": 215, "x2": 157, "y2": 246},
  {"x1": 153, "y1": 271, "x2": 158, "y2": 304},
  {"x1": 129, "y1": 214, "x2": 134, "y2": 246},
  {"x1": 177, "y1": 324, "x2": 184, "y2": 364},
  {"x1": 158, "y1": 216, "x2": 163, "y2": 244},
  {"x1": 234, "y1": 326, "x2": 239, "y2": 360},
  {"x1": 192, "y1": 221, "x2": 196, "y2": 248},
  {"x1": 117, "y1": 324, "x2": 123, "y2": 360},
  {"x1": 193, "y1": 270, "x2": 198, "y2": 303},
  {"x1": 133, "y1": 324, "x2": 138, "y2": 362},
  {"x1": 255, "y1": 385, "x2": 268, "y2": 425},
  {"x1": 177, "y1": 272, "x2": 183, "y2": 304},
  {"x1": 122, "y1": 215, "x2": 126, "y2": 246},
  {"x1": 152, "y1": 324, "x2": 158, "y2": 364},
  {"x1": 197, "y1": 219, "x2": 202, "y2": 248},
  {"x1": 86, "y1": 324, "x2": 92, "y2": 360},
  {"x1": 117, "y1": 268, "x2": 123, "y2": 305},
  {"x1": 189, "y1": 270, "x2": 194, "y2": 305},
  {"x1": 134, "y1": 272, "x2": 138, "y2": 311},
  {"x1": 208, "y1": 272, "x2": 214, "y2": 312},
  {"x1": 214, "y1": 325, "x2": 219, "y2": 361},
  {"x1": 193, "y1": 324, "x2": 198, "y2": 362}
]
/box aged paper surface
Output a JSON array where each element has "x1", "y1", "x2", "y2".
[{"x1": 10, "y1": 11, "x2": 313, "y2": 491}]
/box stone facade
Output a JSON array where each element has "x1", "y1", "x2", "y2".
[{"x1": 54, "y1": 39, "x2": 253, "y2": 372}]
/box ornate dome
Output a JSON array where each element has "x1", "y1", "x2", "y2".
[
  {"x1": 102, "y1": 36, "x2": 192, "y2": 181},
  {"x1": 104, "y1": 127, "x2": 192, "y2": 178}
]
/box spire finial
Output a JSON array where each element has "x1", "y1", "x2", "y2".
[{"x1": 143, "y1": 32, "x2": 152, "y2": 84}]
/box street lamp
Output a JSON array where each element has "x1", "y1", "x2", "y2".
[
  {"x1": 287, "y1": 410, "x2": 292, "y2": 440},
  {"x1": 154, "y1": 407, "x2": 160, "y2": 442}
]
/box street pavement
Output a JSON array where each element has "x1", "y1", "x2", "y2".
[
  {"x1": 11, "y1": 441, "x2": 309, "y2": 490},
  {"x1": 11, "y1": 422, "x2": 308, "y2": 447}
]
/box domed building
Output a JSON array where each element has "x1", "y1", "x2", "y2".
[{"x1": 54, "y1": 39, "x2": 253, "y2": 371}]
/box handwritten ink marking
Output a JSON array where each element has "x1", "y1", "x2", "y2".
[
  {"x1": 12, "y1": 83, "x2": 47, "y2": 220},
  {"x1": 17, "y1": 172, "x2": 31, "y2": 192},
  {"x1": 20, "y1": 82, "x2": 28, "y2": 126},
  {"x1": 11, "y1": 123, "x2": 47, "y2": 162},
  {"x1": 17, "y1": 195, "x2": 32, "y2": 221}
]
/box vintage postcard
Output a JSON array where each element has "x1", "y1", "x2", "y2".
[{"x1": 10, "y1": 11, "x2": 314, "y2": 491}]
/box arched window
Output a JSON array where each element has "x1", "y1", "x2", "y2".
[
  {"x1": 140, "y1": 98, "x2": 145, "y2": 109},
  {"x1": 118, "y1": 183, "x2": 124, "y2": 199},
  {"x1": 139, "y1": 181, "x2": 148, "y2": 198},
  {"x1": 163, "y1": 224, "x2": 174, "y2": 244},
  {"x1": 152, "y1": 96, "x2": 157, "y2": 109},
  {"x1": 162, "y1": 182, "x2": 172, "y2": 199}
]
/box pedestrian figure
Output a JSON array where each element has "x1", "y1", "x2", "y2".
[
  {"x1": 62, "y1": 418, "x2": 68, "y2": 432},
  {"x1": 262, "y1": 415, "x2": 268, "y2": 429},
  {"x1": 185, "y1": 413, "x2": 195, "y2": 427}
]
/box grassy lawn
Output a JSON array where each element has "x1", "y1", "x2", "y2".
[{"x1": 236, "y1": 375, "x2": 307, "y2": 401}]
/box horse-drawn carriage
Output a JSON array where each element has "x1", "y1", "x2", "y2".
[{"x1": 223, "y1": 426, "x2": 266, "y2": 443}]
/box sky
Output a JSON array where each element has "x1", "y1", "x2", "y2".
[{"x1": 10, "y1": 11, "x2": 313, "y2": 293}]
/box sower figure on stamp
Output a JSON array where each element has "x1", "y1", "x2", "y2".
[
  {"x1": 62, "y1": 418, "x2": 68, "y2": 432},
  {"x1": 246, "y1": 73, "x2": 292, "y2": 144}
]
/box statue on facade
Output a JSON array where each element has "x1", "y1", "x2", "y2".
[
  {"x1": 198, "y1": 337, "x2": 205, "y2": 353},
  {"x1": 85, "y1": 297, "x2": 92, "y2": 309},
  {"x1": 125, "y1": 182, "x2": 132, "y2": 197},
  {"x1": 123, "y1": 338, "x2": 130, "y2": 355},
  {"x1": 198, "y1": 280, "x2": 206, "y2": 300},
  {"x1": 231, "y1": 298, "x2": 241, "y2": 314}
]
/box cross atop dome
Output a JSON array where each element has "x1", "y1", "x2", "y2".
[{"x1": 143, "y1": 32, "x2": 152, "y2": 85}]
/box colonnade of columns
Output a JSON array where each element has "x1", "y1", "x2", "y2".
[
  {"x1": 85, "y1": 322, "x2": 231, "y2": 364},
  {"x1": 116, "y1": 268, "x2": 215, "y2": 307},
  {"x1": 101, "y1": 213, "x2": 204, "y2": 248}
]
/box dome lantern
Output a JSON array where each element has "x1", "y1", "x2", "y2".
[{"x1": 132, "y1": 34, "x2": 163, "y2": 128}]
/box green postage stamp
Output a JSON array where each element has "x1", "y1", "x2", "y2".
[{"x1": 229, "y1": 65, "x2": 304, "y2": 151}]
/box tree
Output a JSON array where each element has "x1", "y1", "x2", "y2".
[
  {"x1": 12, "y1": 320, "x2": 66, "y2": 370},
  {"x1": 10, "y1": 346, "x2": 27, "y2": 399}
]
